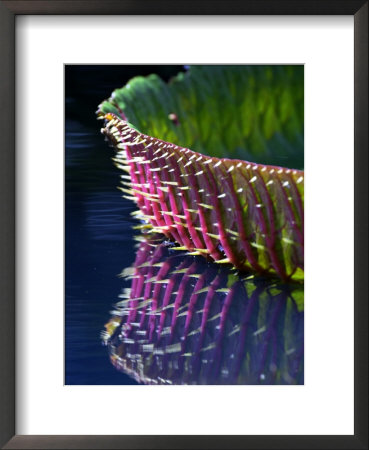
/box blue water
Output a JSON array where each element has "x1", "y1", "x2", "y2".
[
  {"x1": 65, "y1": 66, "x2": 304, "y2": 385},
  {"x1": 65, "y1": 66, "x2": 185, "y2": 385},
  {"x1": 65, "y1": 126, "x2": 138, "y2": 384}
]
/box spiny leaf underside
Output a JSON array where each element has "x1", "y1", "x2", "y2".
[
  {"x1": 102, "y1": 236, "x2": 304, "y2": 385},
  {"x1": 101, "y1": 114, "x2": 304, "y2": 281}
]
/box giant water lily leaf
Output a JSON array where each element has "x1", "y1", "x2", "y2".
[
  {"x1": 102, "y1": 235, "x2": 304, "y2": 385},
  {"x1": 97, "y1": 66, "x2": 304, "y2": 281},
  {"x1": 100, "y1": 115, "x2": 304, "y2": 281}
]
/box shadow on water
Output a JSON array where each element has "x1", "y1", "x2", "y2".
[{"x1": 102, "y1": 235, "x2": 304, "y2": 385}]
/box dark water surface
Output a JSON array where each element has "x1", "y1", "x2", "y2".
[
  {"x1": 65, "y1": 66, "x2": 184, "y2": 385},
  {"x1": 65, "y1": 65, "x2": 304, "y2": 385}
]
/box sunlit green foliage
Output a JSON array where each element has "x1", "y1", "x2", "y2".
[{"x1": 98, "y1": 65, "x2": 304, "y2": 169}]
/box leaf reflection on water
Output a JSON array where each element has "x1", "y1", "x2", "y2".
[{"x1": 102, "y1": 235, "x2": 304, "y2": 385}]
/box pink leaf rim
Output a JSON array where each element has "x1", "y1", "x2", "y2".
[{"x1": 101, "y1": 112, "x2": 304, "y2": 282}]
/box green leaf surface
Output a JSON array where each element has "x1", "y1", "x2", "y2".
[{"x1": 98, "y1": 65, "x2": 304, "y2": 169}]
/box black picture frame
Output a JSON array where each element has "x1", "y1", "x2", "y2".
[{"x1": 0, "y1": 1, "x2": 367, "y2": 449}]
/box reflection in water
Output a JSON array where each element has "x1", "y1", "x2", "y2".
[{"x1": 102, "y1": 235, "x2": 304, "y2": 385}]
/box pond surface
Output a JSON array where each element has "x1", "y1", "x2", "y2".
[{"x1": 65, "y1": 65, "x2": 304, "y2": 385}]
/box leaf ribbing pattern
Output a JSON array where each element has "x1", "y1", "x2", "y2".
[{"x1": 102, "y1": 114, "x2": 304, "y2": 281}]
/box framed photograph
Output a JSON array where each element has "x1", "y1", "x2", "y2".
[{"x1": 0, "y1": 1, "x2": 367, "y2": 449}]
